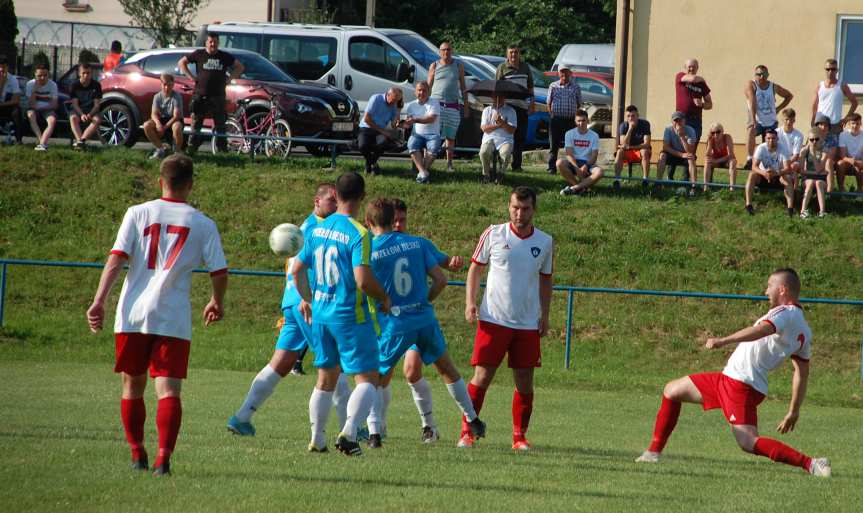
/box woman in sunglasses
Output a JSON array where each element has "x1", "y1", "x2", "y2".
[
  {"x1": 799, "y1": 129, "x2": 829, "y2": 218},
  {"x1": 703, "y1": 123, "x2": 738, "y2": 192}
]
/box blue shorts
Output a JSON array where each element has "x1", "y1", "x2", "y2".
[
  {"x1": 754, "y1": 121, "x2": 778, "y2": 137},
  {"x1": 408, "y1": 133, "x2": 441, "y2": 154},
  {"x1": 274, "y1": 305, "x2": 310, "y2": 352},
  {"x1": 378, "y1": 319, "x2": 446, "y2": 376},
  {"x1": 311, "y1": 321, "x2": 380, "y2": 374}
]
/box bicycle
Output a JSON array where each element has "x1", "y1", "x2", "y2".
[{"x1": 211, "y1": 87, "x2": 292, "y2": 158}]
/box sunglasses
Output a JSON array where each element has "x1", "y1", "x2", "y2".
[
  {"x1": 754, "y1": 72, "x2": 765, "y2": 77},
  {"x1": 809, "y1": 138, "x2": 820, "y2": 141},
  {"x1": 825, "y1": 67, "x2": 838, "y2": 71},
  {"x1": 711, "y1": 130, "x2": 722, "y2": 134}
]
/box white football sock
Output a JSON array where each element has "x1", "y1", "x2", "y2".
[
  {"x1": 342, "y1": 382, "x2": 376, "y2": 442},
  {"x1": 446, "y1": 378, "x2": 477, "y2": 422},
  {"x1": 308, "y1": 387, "x2": 333, "y2": 449},
  {"x1": 235, "y1": 364, "x2": 282, "y2": 423},
  {"x1": 333, "y1": 373, "x2": 352, "y2": 430},
  {"x1": 367, "y1": 386, "x2": 384, "y2": 436},
  {"x1": 409, "y1": 378, "x2": 436, "y2": 429}
]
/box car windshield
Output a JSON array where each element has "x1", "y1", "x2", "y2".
[
  {"x1": 236, "y1": 53, "x2": 297, "y2": 83},
  {"x1": 461, "y1": 58, "x2": 493, "y2": 80},
  {"x1": 388, "y1": 33, "x2": 439, "y2": 69}
]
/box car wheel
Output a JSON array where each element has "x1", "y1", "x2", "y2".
[
  {"x1": 211, "y1": 119, "x2": 245, "y2": 155},
  {"x1": 99, "y1": 103, "x2": 136, "y2": 147},
  {"x1": 265, "y1": 119, "x2": 292, "y2": 158}
]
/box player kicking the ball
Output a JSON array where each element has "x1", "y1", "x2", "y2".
[
  {"x1": 227, "y1": 183, "x2": 355, "y2": 437},
  {"x1": 363, "y1": 198, "x2": 485, "y2": 448},
  {"x1": 461, "y1": 186, "x2": 553, "y2": 450},
  {"x1": 87, "y1": 155, "x2": 228, "y2": 476},
  {"x1": 636, "y1": 268, "x2": 831, "y2": 478}
]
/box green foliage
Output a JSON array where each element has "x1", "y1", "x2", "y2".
[
  {"x1": 78, "y1": 48, "x2": 100, "y2": 64},
  {"x1": 118, "y1": 0, "x2": 210, "y2": 47},
  {"x1": 0, "y1": 0, "x2": 17, "y2": 44}
]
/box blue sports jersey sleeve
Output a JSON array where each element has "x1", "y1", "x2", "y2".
[{"x1": 422, "y1": 238, "x2": 448, "y2": 267}]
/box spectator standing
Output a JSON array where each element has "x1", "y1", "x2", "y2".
[
  {"x1": 546, "y1": 65, "x2": 582, "y2": 174},
  {"x1": 143, "y1": 73, "x2": 185, "y2": 160},
  {"x1": 837, "y1": 113, "x2": 863, "y2": 192},
  {"x1": 179, "y1": 33, "x2": 244, "y2": 153},
  {"x1": 69, "y1": 62, "x2": 103, "y2": 150},
  {"x1": 613, "y1": 104, "x2": 652, "y2": 187},
  {"x1": 674, "y1": 58, "x2": 713, "y2": 157},
  {"x1": 357, "y1": 87, "x2": 403, "y2": 175},
  {"x1": 799, "y1": 129, "x2": 830, "y2": 218},
  {"x1": 495, "y1": 46, "x2": 534, "y2": 172},
  {"x1": 0, "y1": 56, "x2": 22, "y2": 144},
  {"x1": 558, "y1": 109, "x2": 603, "y2": 196},
  {"x1": 403, "y1": 81, "x2": 441, "y2": 184},
  {"x1": 657, "y1": 111, "x2": 697, "y2": 192},
  {"x1": 428, "y1": 41, "x2": 468, "y2": 173},
  {"x1": 478, "y1": 93, "x2": 517, "y2": 183},
  {"x1": 103, "y1": 40, "x2": 124, "y2": 72},
  {"x1": 25, "y1": 63, "x2": 58, "y2": 151},
  {"x1": 744, "y1": 129, "x2": 794, "y2": 217},
  {"x1": 703, "y1": 123, "x2": 737, "y2": 192},
  {"x1": 776, "y1": 108, "x2": 805, "y2": 176},
  {"x1": 810, "y1": 58, "x2": 857, "y2": 160},
  {"x1": 743, "y1": 65, "x2": 793, "y2": 169}
]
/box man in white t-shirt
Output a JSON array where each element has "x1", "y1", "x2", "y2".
[
  {"x1": 836, "y1": 112, "x2": 863, "y2": 192},
  {"x1": 86, "y1": 154, "x2": 228, "y2": 476},
  {"x1": 557, "y1": 109, "x2": 603, "y2": 196},
  {"x1": 635, "y1": 268, "x2": 830, "y2": 478},
  {"x1": 25, "y1": 63, "x2": 58, "y2": 151},
  {"x1": 0, "y1": 56, "x2": 23, "y2": 144},
  {"x1": 478, "y1": 93, "x2": 517, "y2": 183},
  {"x1": 461, "y1": 187, "x2": 553, "y2": 451},
  {"x1": 402, "y1": 81, "x2": 441, "y2": 184},
  {"x1": 776, "y1": 108, "x2": 804, "y2": 175},
  {"x1": 744, "y1": 129, "x2": 795, "y2": 216}
]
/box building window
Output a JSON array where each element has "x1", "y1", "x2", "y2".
[{"x1": 837, "y1": 15, "x2": 863, "y2": 93}]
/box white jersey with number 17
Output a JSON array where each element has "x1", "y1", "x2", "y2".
[
  {"x1": 111, "y1": 198, "x2": 227, "y2": 340},
  {"x1": 471, "y1": 223, "x2": 553, "y2": 330}
]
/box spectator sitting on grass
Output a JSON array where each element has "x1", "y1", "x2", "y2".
[
  {"x1": 478, "y1": 93, "x2": 516, "y2": 184},
  {"x1": 613, "y1": 104, "x2": 652, "y2": 188},
  {"x1": 657, "y1": 111, "x2": 697, "y2": 194},
  {"x1": 703, "y1": 123, "x2": 737, "y2": 192},
  {"x1": 0, "y1": 56, "x2": 23, "y2": 144},
  {"x1": 69, "y1": 62, "x2": 103, "y2": 150},
  {"x1": 557, "y1": 109, "x2": 603, "y2": 196},
  {"x1": 813, "y1": 114, "x2": 838, "y2": 192},
  {"x1": 744, "y1": 129, "x2": 795, "y2": 217},
  {"x1": 402, "y1": 81, "x2": 440, "y2": 185},
  {"x1": 836, "y1": 112, "x2": 863, "y2": 192},
  {"x1": 776, "y1": 108, "x2": 804, "y2": 177},
  {"x1": 799, "y1": 129, "x2": 830, "y2": 219},
  {"x1": 143, "y1": 73, "x2": 184, "y2": 160},
  {"x1": 25, "y1": 63, "x2": 58, "y2": 152}
]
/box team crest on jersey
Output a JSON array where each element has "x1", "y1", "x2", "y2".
[{"x1": 530, "y1": 247, "x2": 541, "y2": 258}]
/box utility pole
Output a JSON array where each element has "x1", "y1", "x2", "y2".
[{"x1": 365, "y1": 0, "x2": 376, "y2": 26}]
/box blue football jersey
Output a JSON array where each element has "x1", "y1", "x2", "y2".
[
  {"x1": 297, "y1": 213, "x2": 373, "y2": 324},
  {"x1": 370, "y1": 231, "x2": 439, "y2": 330},
  {"x1": 281, "y1": 213, "x2": 322, "y2": 309},
  {"x1": 421, "y1": 237, "x2": 448, "y2": 267}
]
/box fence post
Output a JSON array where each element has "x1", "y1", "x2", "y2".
[
  {"x1": 564, "y1": 289, "x2": 574, "y2": 369},
  {"x1": 0, "y1": 262, "x2": 7, "y2": 327}
]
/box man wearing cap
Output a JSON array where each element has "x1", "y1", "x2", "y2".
[
  {"x1": 546, "y1": 65, "x2": 582, "y2": 174},
  {"x1": 657, "y1": 111, "x2": 697, "y2": 193}
]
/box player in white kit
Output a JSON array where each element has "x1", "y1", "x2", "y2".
[
  {"x1": 460, "y1": 186, "x2": 553, "y2": 450},
  {"x1": 87, "y1": 155, "x2": 228, "y2": 476},
  {"x1": 635, "y1": 269, "x2": 831, "y2": 478}
]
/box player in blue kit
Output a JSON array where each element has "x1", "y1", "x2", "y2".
[
  {"x1": 292, "y1": 172, "x2": 391, "y2": 456},
  {"x1": 226, "y1": 183, "x2": 354, "y2": 437},
  {"x1": 364, "y1": 198, "x2": 486, "y2": 448}
]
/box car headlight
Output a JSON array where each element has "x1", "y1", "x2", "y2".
[{"x1": 296, "y1": 103, "x2": 313, "y2": 114}]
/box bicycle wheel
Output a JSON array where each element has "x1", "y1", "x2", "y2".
[
  {"x1": 265, "y1": 119, "x2": 292, "y2": 159},
  {"x1": 245, "y1": 111, "x2": 271, "y2": 155},
  {"x1": 211, "y1": 119, "x2": 246, "y2": 155}
]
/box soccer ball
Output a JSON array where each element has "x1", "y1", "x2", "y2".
[{"x1": 268, "y1": 223, "x2": 303, "y2": 257}]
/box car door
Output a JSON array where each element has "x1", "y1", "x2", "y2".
[{"x1": 343, "y1": 34, "x2": 413, "y2": 110}]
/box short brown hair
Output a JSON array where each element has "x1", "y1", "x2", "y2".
[
  {"x1": 848, "y1": 112, "x2": 862, "y2": 122},
  {"x1": 771, "y1": 268, "x2": 801, "y2": 298},
  {"x1": 160, "y1": 154, "x2": 194, "y2": 188},
  {"x1": 336, "y1": 172, "x2": 365, "y2": 201},
  {"x1": 825, "y1": 58, "x2": 838, "y2": 67},
  {"x1": 511, "y1": 186, "x2": 537, "y2": 207},
  {"x1": 315, "y1": 182, "x2": 335, "y2": 198},
  {"x1": 782, "y1": 108, "x2": 796, "y2": 119},
  {"x1": 389, "y1": 197, "x2": 407, "y2": 213},
  {"x1": 365, "y1": 198, "x2": 394, "y2": 229}
]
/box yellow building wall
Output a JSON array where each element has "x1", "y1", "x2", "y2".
[{"x1": 615, "y1": 0, "x2": 863, "y2": 156}]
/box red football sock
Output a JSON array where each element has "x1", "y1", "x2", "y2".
[
  {"x1": 648, "y1": 395, "x2": 681, "y2": 453},
  {"x1": 155, "y1": 397, "x2": 182, "y2": 466},
  {"x1": 462, "y1": 382, "x2": 488, "y2": 435},
  {"x1": 753, "y1": 437, "x2": 811, "y2": 471},
  {"x1": 512, "y1": 390, "x2": 534, "y2": 441},
  {"x1": 120, "y1": 398, "x2": 146, "y2": 461}
]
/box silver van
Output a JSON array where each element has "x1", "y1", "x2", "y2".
[{"x1": 197, "y1": 22, "x2": 439, "y2": 109}]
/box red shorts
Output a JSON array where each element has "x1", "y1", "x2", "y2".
[
  {"x1": 114, "y1": 333, "x2": 191, "y2": 379},
  {"x1": 471, "y1": 320, "x2": 541, "y2": 368},
  {"x1": 689, "y1": 372, "x2": 765, "y2": 425},
  {"x1": 622, "y1": 149, "x2": 643, "y2": 164}
]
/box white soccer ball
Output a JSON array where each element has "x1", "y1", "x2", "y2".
[{"x1": 269, "y1": 223, "x2": 303, "y2": 257}]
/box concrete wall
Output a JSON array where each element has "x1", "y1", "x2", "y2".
[{"x1": 614, "y1": 0, "x2": 863, "y2": 155}]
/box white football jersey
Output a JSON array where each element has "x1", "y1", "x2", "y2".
[
  {"x1": 111, "y1": 198, "x2": 227, "y2": 340},
  {"x1": 722, "y1": 304, "x2": 812, "y2": 395},
  {"x1": 471, "y1": 223, "x2": 553, "y2": 330}
]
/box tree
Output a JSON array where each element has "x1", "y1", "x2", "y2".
[{"x1": 118, "y1": 0, "x2": 211, "y2": 47}]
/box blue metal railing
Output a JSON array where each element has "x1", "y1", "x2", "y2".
[{"x1": 1, "y1": 258, "x2": 861, "y2": 370}]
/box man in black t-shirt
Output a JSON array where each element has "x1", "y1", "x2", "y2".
[
  {"x1": 69, "y1": 62, "x2": 103, "y2": 150},
  {"x1": 178, "y1": 33, "x2": 244, "y2": 153},
  {"x1": 613, "y1": 105, "x2": 653, "y2": 186}
]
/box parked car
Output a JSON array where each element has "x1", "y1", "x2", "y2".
[
  {"x1": 91, "y1": 47, "x2": 358, "y2": 149},
  {"x1": 198, "y1": 22, "x2": 440, "y2": 110},
  {"x1": 551, "y1": 44, "x2": 615, "y2": 74}
]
